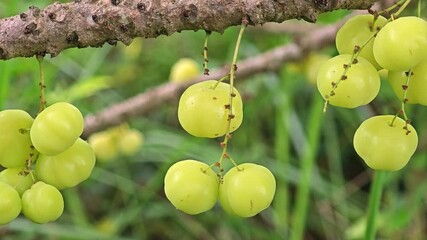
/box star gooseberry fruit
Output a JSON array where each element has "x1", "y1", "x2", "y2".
[
  {"x1": 30, "y1": 102, "x2": 84, "y2": 156},
  {"x1": 388, "y1": 60, "x2": 427, "y2": 106},
  {"x1": 219, "y1": 163, "x2": 276, "y2": 217},
  {"x1": 316, "y1": 54, "x2": 380, "y2": 108},
  {"x1": 164, "y1": 160, "x2": 219, "y2": 215},
  {"x1": 21, "y1": 181, "x2": 64, "y2": 224},
  {"x1": 335, "y1": 14, "x2": 388, "y2": 70},
  {"x1": 169, "y1": 58, "x2": 200, "y2": 82},
  {"x1": 0, "y1": 181, "x2": 22, "y2": 225},
  {"x1": 0, "y1": 109, "x2": 34, "y2": 168},
  {"x1": 353, "y1": 115, "x2": 418, "y2": 171},
  {"x1": 177, "y1": 80, "x2": 243, "y2": 138},
  {"x1": 373, "y1": 16, "x2": 427, "y2": 71}
]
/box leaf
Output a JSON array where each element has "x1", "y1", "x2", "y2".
[{"x1": 48, "y1": 76, "x2": 112, "y2": 103}]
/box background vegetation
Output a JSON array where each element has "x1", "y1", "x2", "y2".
[{"x1": 1, "y1": 1, "x2": 427, "y2": 239}]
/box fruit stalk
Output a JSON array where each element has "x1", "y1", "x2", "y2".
[
  {"x1": 217, "y1": 19, "x2": 247, "y2": 169},
  {"x1": 378, "y1": 0, "x2": 407, "y2": 15},
  {"x1": 203, "y1": 31, "x2": 211, "y2": 75},
  {"x1": 36, "y1": 55, "x2": 46, "y2": 113},
  {"x1": 393, "y1": 0, "x2": 412, "y2": 17}
]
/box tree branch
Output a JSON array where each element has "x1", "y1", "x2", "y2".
[
  {"x1": 0, "y1": 0, "x2": 377, "y2": 60},
  {"x1": 82, "y1": 18, "x2": 344, "y2": 137}
]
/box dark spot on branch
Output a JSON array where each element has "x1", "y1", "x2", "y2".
[
  {"x1": 111, "y1": 0, "x2": 121, "y2": 6},
  {"x1": 48, "y1": 12, "x2": 56, "y2": 20},
  {"x1": 155, "y1": 27, "x2": 168, "y2": 36},
  {"x1": 36, "y1": 52, "x2": 46, "y2": 58},
  {"x1": 313, "y1": 0, "x2": 329, "y2": 11},
  {"x1": 29, "y1": 6, "x2": 41, "y2": 17},
  {"x1": 137, "y1": 3, "x2": 146, "y2": 12},
  {"x1": 107, "y1": 39, "x2": 118, "y2": 46},
  {"x1": 66, "y1": 31, "x2": 79, "y2": 44},
  {"x1": 74, "y1": 0, "x2": 81, "y2": 2},
  {"x1": 20, "y1": 13, "x2": 28, "y2": 20},
  {"x1": 0, "y1": 48, "x2": 6, "y2": 59},
  {"x1": 120, "y1": 21, "x2": 135, "y2": 33},
  {"x1": 24, "y1": 22, "x2": 37, "y2": 35},
  {"x1": 92, "y1": 15, "x2": 99, "y2": 23},
  {"x1": 181, "y1": 4, "x2": 198, "y2": 23}
]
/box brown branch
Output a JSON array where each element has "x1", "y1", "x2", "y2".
[
  {"x1": 0, "y1": 0, "x2": 378, "y2": 60},
  {"x1": 82, "y1": 19, "x2": 344, "y2": 137}
]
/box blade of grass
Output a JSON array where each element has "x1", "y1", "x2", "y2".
[
  {"x1": 63, "y1": 188, "x2": 91, "y2": 227},
  {"x1": 0, "y1": 61, "x2": 11, "y2": 108},
  {"x1": 324, "y1": 111, "x2": 349, "y2": 233},
  {"x1": 290, "y1": 94, "x2": 324, "y2": 240},
  {"x1": 271, "y1": 70, "x2": 295, "y2": 236},
  {"x1": 365, "y1": 170, "x2": 386, "y2": 240}
]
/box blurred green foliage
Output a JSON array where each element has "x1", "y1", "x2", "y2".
[{"x1": 1, "y1": 1, "x2": 427, "y2": 240}]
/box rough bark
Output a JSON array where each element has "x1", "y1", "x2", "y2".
[{"x1": 0, "y1": 0, "x2": 377, "y2": 60}]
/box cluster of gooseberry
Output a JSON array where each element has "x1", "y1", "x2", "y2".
[
  {"x1": 317, "y1": 8, "x2": 427, "y2": 171},
  {"x1": 164, "y1": 80, "x2": 276, "y2": 217},
  {"x1": 164, "y1": 23, "x2": 276, "y2": 217},
  {"x1": 88, "y1": 124, "x2": 144, "y2": 163},
  {"x1": 0, "y1": 102, "x2": 96, "y2": 224}
]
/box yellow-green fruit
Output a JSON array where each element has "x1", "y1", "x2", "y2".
[
  {"x1": 336, "y1": 14, "x2": 388, "y2": 70},
  {"x1": 373, "y1": 17, "x2": 427, "y2": 71},
  {"x1": 178, "y1": 80, "x2": 243, "y2": 138},
  {"x1": 21, "y1": 181, "x2": 64, "y2": 224},
  {"x1": 0, "y1": 109, "x2": 34, "y2": 168},
  {"x1": 221, "y1": 163, "x2": 276, "y2": 217},
  {"x1": 353, "y1": 115, "x2": 418, "y2": 171},
  {"x1": 117, "y1": 129, "x2": 144, "y2": 156},
  {"x1": 35, "y1": 138, "x2": 96, "y2": 189},
  {"x1": 164, "y1": 160, "x2": 219, "y2": 215},
  {"x1": 218, "y1": 181, "x2": 236, "y2": 215},
  {"x1": 317, "y1": 54, "x2": 380, "y2": 108},
  {"x1": 302, "y1": 53, "x2": 331, "y2": 85},
  {"x1": 0, "y1": 167, "x2": 34, "y2": 196},
  {"x1": 88, "y1": 131, "x2": 118, "y2": 162},
  {"x1": 0, "y1": 181, "x2": 22, "y2": 225},
  {"x1": 30, "y1": 102, "x2": 84, "y2": 156},
  {"x1": 170, "y1": 58, "x2": 200, "y2": 82},
  {"x1": 388, "y1": 60, "x2": 427, "y2": 105}
]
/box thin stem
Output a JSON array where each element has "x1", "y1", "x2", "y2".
[
  {"x1": 36, "y1": 55, "x2": 46, "y2": 113},
  {"x1": 211, "y1": 75, "x2": 230, "y2": 89},
  {"x1": 365, "y1": 171, "x2": 386, "y2": 240},
  {"x1": 203, "y1": 31, "x2": 211, "y2": 75},
  {"x1": 378, "y1": 0, "x2": 406, "y2": 15},
  {"x1": 394, "y1": 0, "x2": 412, "y2": 17},
  {"x1": 391, "y1": 69, "x2": 412, "y2": 132},
  {"x1": 23, "y1": 145, "x2": 37, "y2": 183},
  {"x1": 401, "y1": 69, "x2": 412, "y2": 121},
  {"x1": 216, "y1": 20, "x2": 247, "y2": 173},
  {"x1": 418, "y1": 0, "x2": 421, "y2": 18}
]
